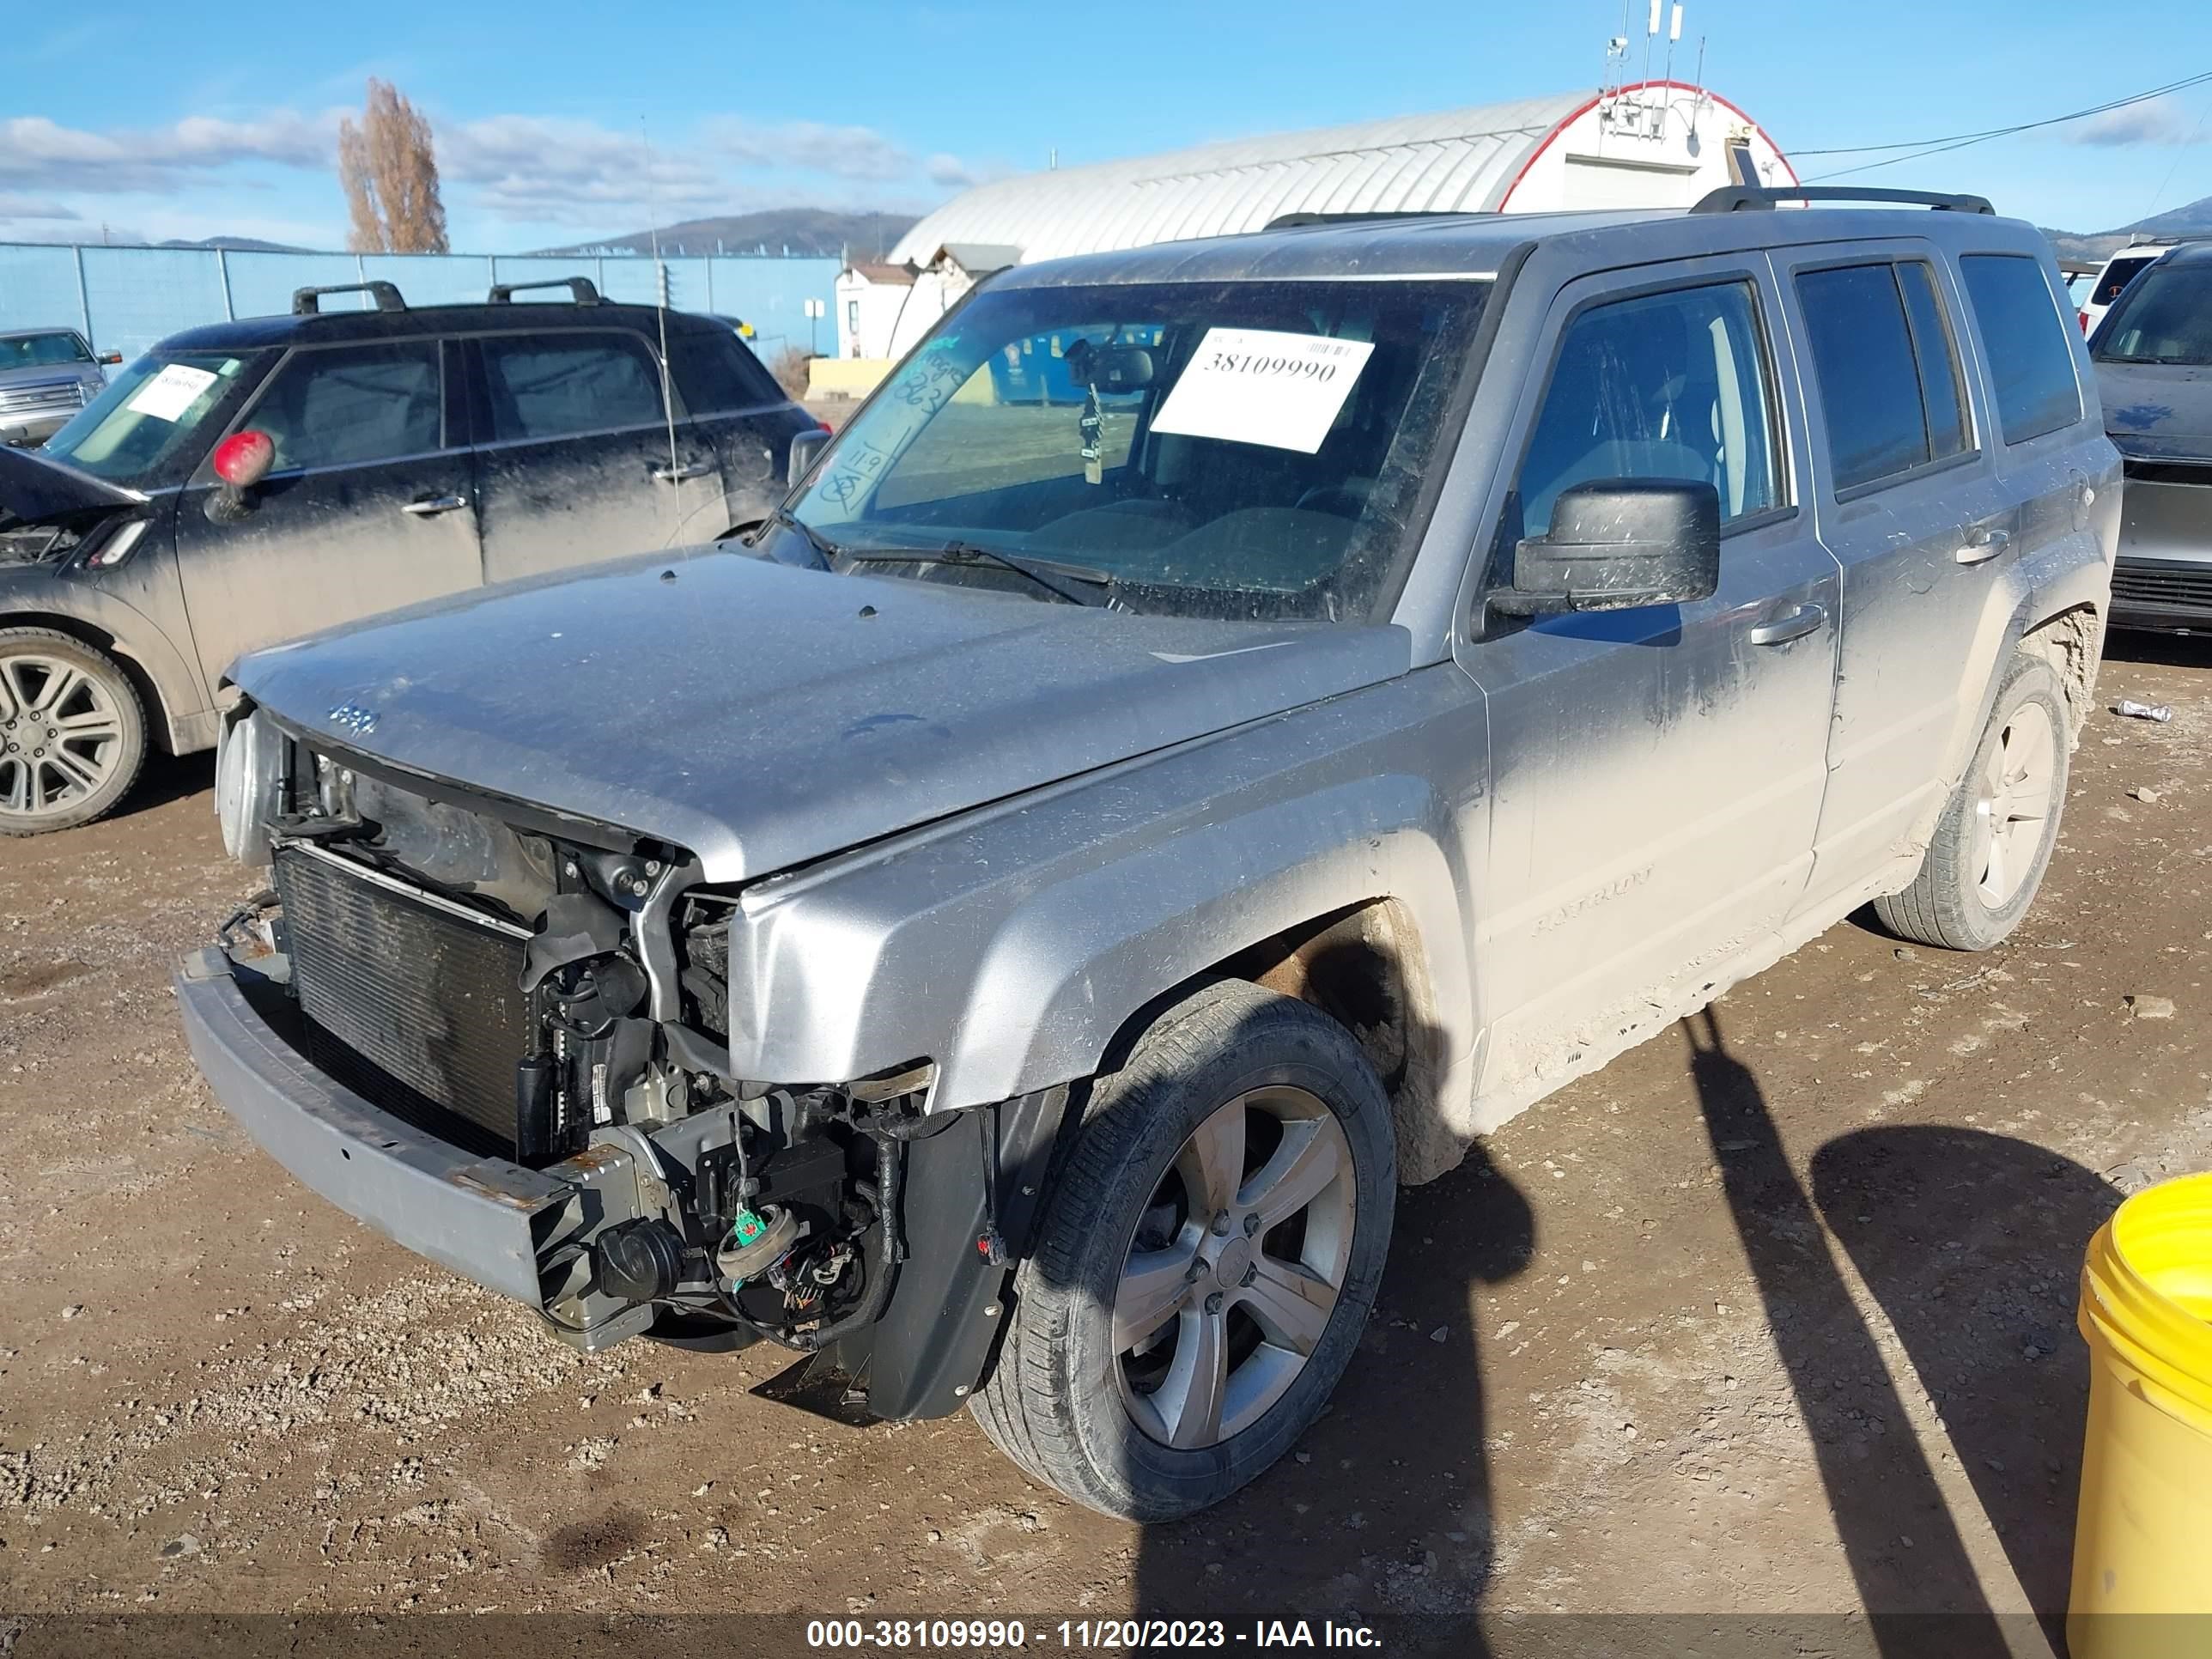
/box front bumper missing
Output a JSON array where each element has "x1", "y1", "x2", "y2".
[{"x1": 173, "y1": 945, "x2": 653, "y2": 1348}]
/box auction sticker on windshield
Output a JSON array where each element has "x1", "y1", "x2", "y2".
[
  {"x1": 1151, "y1": 328, "x2": 1374, "y2": 453},
  {"x1": 126, "y1": 362, "x2": 219, "y2": 422}
]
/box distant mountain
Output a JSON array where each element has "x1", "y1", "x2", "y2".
[
  {"x1": 532, "y1": 209, "x2": 918, "y2": 261},
  {"x1": 2045, "y1": 193, "x2": 2212, "y2": 263},
  {"x1": 155, "y1": 235, "x2": 314, "y2": 253}
]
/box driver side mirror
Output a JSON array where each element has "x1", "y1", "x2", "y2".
[
  {"x1": 204, "y1": 429, "x2": 275, "y2": 525},
  {"x1": 786, "y1": 423, "x2": 832, "y2": 483},
  {"x1": 1491, "y1": 478, "x2": 1721, "y2": 617},
  {"x1": 97, "y1": 350, "x2": 123, "y2": 366}
]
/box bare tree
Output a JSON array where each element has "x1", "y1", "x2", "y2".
[{"x1": 337, "y1": 80, "x2": 450, "y2": 254}]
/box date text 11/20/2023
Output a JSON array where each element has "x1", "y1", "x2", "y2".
[{"x1": 803, "y1": 1619, "x2": 1384, "y2": 1649}]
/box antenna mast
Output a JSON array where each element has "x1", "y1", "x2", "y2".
[{"x1": 641, "y1": 117, "x2": 681, "y2": 510}]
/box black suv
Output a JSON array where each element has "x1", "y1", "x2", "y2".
[{"x1": 0, "y1": 276, "x2": 818, "y2": 833}]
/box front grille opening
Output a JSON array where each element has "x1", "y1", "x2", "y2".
[
  {"x1": 2113, "y1": 563, "x2": 2212, "y2": 612},
  {"x1": 275, "y1": 844, "x2": 536, "y2": 1159}
]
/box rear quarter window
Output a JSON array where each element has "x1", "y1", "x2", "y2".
[
  {"x1": 1960, "y1": 253, "x2": 2082, "y2": 445},
  {"x1": 672, "y1": 330, "x2": 787, "y2": 412}
]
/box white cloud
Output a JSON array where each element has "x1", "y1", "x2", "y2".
[
  {"x1": 0, "y1": 192, "x2": 81, "y2": 222},
  {"x1": 440, "y1": 116, "x2": 731, "y2": 225},
  {"x1": 0, "y1": 112, "x2": 337, "y2": 194},
  {"x1": 704, "y1": 118, "x2": 915, "y2": 183},
  {"x1": 0, "y1": 106, "x2": 978, "y2": 242},
  {"x1": 2068, "y1": 96, "x2": 2209, "y2": 149}
]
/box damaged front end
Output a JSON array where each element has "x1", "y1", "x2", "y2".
[{"x1": 181, "y1": 704, "x2": 1058, "y2": 1416}]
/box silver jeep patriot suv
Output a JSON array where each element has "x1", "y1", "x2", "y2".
[{"x1": 179, "y1": 186, "x2": 2118, "y2": 1521}]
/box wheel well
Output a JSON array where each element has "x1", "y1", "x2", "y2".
[
  {"x1": 0, "y1": 611, "x2": 176, "y2": 756},
  {"x1": 1100, "y1": 898, "x2": 1449, "y2": 1176},
  {"x1": 2018, "y1": 604, "x2": 2105, "y2": 742}
]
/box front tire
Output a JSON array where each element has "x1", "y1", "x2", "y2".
[
  {"x1": 1874, "y1": 654, "x2": 2069, "y2": 951},
  {"x1": 0, "y1": 627, "x2": 147, "y2": 836},
  {"x1": 971, "y1": 980, "x2": 1395, "y2": 1521}
]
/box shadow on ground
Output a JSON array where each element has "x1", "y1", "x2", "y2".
[
  {"x1": 1813, "y1": 1126, "x2": 2121, "y2": 1635},
  {"x1": 1128, "y1": 1139, "x2": 1532, "y2": 1654}
]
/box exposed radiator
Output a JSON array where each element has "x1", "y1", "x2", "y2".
[{"x1": 275, "y1": 843, "x2": 534, "y2": 1157}]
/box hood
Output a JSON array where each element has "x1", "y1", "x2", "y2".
[
  {"x1": 2096, "y1": 359, "x2": 2212, "y2": 457},
  {"x1": 0, "y1": 445, "x2": 144, "y2": 533},
  {"x1": 233, "y1": 549, "x2": 1413, "y2": 883}
]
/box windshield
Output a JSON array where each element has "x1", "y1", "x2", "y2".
[
  {"x1": 2094, "y1": 263, "x2": 2212, "y2": 364},
  {"x1": 42, "y1": 349, "x2": 263, "y2": 484},
  {"x1": 0, "y1": 332, "x2": 93, "y2": 371},
  {"x1": 784, "y1": 277, "x2": 1488, "y2": 622}
]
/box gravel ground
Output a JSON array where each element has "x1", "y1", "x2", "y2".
[{"x1": 1, "y1": 635, "x2": 2207, "y2": 1644}]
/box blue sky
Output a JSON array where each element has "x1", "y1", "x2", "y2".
[{"x1": 5, "y1": 0, "x2": 2209, "y2": 250}]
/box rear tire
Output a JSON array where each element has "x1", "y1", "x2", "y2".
[
  {"x1": 0, "y1": 627, "x2": 146, "y2": 836},
  {"x1": 1874, "y1": 654, "x2": 2069, "y2": 951},
  {"x1": 970, "y1": 980, "x2": 1395, "y2": 1521}
]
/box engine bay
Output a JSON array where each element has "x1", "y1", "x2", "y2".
[{"x1": 230, "y1": 739, "x2": 929, "y2": 1356}]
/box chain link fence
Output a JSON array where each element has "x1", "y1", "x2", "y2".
[{"x1": 0, "y1": 242, "x2": 838, "y2": 363}]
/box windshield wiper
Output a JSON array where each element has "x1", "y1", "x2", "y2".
[
  {"x1": 763, "y1": 504, "x2": 844, "y2": 568},
  {"x1": 841, "y1": 541, "x2": 1112, "y2": 606}
]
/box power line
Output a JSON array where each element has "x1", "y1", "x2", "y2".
[{"x1": 1790, "y1": 70, "x2": 2212, "y2": 184}]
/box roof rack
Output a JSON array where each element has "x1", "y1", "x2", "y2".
[
  {"x1": 291, "y1": 281, "x2": 407, "y2": 315},
  {"x1": 487, "y1": 276, "x2": 602, "y2": 305},
  {"x1": 1264, "y1": 210, "x2": 1474, "y2": 231},
  {"x1": 2125, "y1": 231, "x2": 2212, "y2": 247},
  {"x1": 1691, "y1": 185, "x2": 1995, "y2": 216}
]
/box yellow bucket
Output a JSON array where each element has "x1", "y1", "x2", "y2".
[{"x1": 2069, "y1": 1170, "x2": 2212, "y2": 1659}]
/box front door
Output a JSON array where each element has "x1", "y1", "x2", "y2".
[
  {"x1": 1454, "y1": 260, "x2": 1841, "y2": 1105},
  {"x1": 174, "y1": 337, "x2": 482, "y2": 682},
  {"x1": 468, "y1": 329, "x2": 722, "y2": 584}
]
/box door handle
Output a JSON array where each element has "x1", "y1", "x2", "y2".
[
  {"x1": 1956, "y1": 526, "x2": 2012, "y2": 565},
  {"x1": 1748, "y1": 602, "x2": 1827, "y2": 647},
  {"x1": 402, "y1": 494, "x2": 469, "y2": 516},
  {"x1": 652, "y1": 461, "x2": 714, "y2": 483}
]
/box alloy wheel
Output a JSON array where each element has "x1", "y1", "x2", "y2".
[
  {"x1": 1112, "y1": 1085, "x2": 1357, "y2": 1449},
  {"x1": 1971, "y1": 697, "x2": 2057, "y2": 908},
  {"x1": 0, "y1": 650, "x2": 128, "y2": 823}
]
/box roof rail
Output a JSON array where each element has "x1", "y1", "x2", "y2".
[
  {"x1": 2125, "y1": 231, "x2": 2212, "y2": 247},
  {"x1": 487, "y1": 276, "x2": 602, "y2": 306},
  {"x1": 1691, "y1": 185, "x2": 1995, "y2": 216},
  {"x1": 291, "y1": 281, "x2": 407, "y2": 316},
  {"x1": 1264, "y1": 210, "x2": 1475, "y2": 231}
]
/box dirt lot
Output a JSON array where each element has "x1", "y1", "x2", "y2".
[{"x1": 2, "y1": 636, "x2": 2209, "y2": 1648}]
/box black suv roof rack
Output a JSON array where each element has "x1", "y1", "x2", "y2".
[
  {"x1": 487, "y1": 276, "x2": 602, "y2": 305},
  {"x1": 291, "y1": 281, "x2": 407, "y2": 315},
  {"x1": 1691, "y1": 185, "x2": 1995, "y2": 216}
]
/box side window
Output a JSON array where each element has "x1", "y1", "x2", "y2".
[
  {"x1": 672, "y1": 329, "x2": 785, "y2": 413},
  {"x1": 246, "y1": 342, "x2": 442, "y2": 472},
  {"x1": 1797, "y1": 263, "x2": 1942, "y2": 493},
  {"x1": 1959, "y1": 253, "x2": 2082, "y2": 445},
  {"x1": 1515, "y1": 279, "x2": 1780, "y2": 538},
  {"x1": 478, "y1": 333, "x2": 667, "y2": 442},
  {"x1": 1897, "y1": 263, "x2": 1970, "y2": 461}
]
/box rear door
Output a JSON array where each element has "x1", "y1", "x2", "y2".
[
  {"x1": 1772, "y1": 244, "x2": 2021, "y2": 920},
  {"x1": 173, "y1": 337, "x2": 482, "y2": 680},
  {"x1": 665, "y1": 325, "x2": 812, "y2": 536},
  {"x1": 1456, "y1": 258, "x2": 1841, "y2": 1095},
  {"x1": 467, "y1": 328, "x2": 721, "y2": 582}
]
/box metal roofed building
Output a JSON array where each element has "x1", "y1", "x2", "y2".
[{"x1": 823, "y1": 80, "x2": 1793, "y2": 373}]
